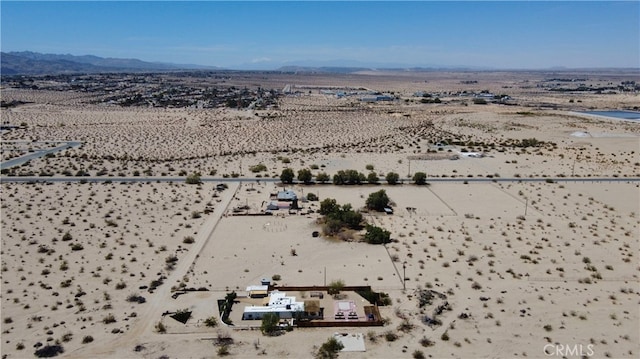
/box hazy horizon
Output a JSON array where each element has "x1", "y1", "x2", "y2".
[{"x1": 2, "y1": 1, "x2": 638, "y2": 70}]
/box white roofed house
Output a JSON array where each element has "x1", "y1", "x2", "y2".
[{"x1": 242, "y1": 291, "x2": 305, "y2": 320}]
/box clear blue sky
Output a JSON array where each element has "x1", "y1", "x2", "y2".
[{"x1": 1, "y1": 1, "x2": 638, "y2": 69}]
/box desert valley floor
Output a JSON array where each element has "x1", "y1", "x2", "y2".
[{"x1": 1, "y1": 70, "x2": 639, "y2": 358}]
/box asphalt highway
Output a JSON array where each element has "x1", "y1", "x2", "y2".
[{"x1": 2, "y1": 176, "x2": 639, "y2": 184}]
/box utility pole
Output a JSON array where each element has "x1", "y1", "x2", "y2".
[
  {"x1": 402, "y1": 262, "x2": 407, "y2": 290},
  {"x1": 524, "y1": 198, "x2": 528, "y2": 216}
]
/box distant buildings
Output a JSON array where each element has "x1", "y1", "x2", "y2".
[{"x1": 360, "y1": 94, "x2": 394, "y2": 102}]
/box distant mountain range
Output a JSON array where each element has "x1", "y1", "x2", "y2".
[
  {"x1": 2, "y1": 51, "x2": 635, "y2": 76},
  {"x1": 1, "y1": 51, "x2": 220, "y2": 75},
  {"x1": 2, "y1": 51, "x2": 495, "y2": 76}
]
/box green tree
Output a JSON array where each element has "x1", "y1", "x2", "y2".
[
  {"x1": 346, "y1": 169, "x2": 366, "y2": 185},
  {"x1": 316, "y1": 172, "x2": 330, "y2": 184},
  {"x1": 338, "y1": 204, "x2": 363, "y2": 229},
  {"x1": 332, "y1": 170, "x2": 347, "y2": 185},
  {"x1": 412, "y1": 172, "x2": 427, "y2": 185},
  {"x1": 364, "y1": 225, "x2": 392, "y2": 244},
  {"x1": 260, "y1": 312, "x2": 280, "y2": 336},
  {"x1": 280, "y1": 168, "x2": 295, "y2": 184},
  {"x1": 298, "y1": 168, "x2": 313, "y2": 184},
  {"x1": 327, "y1": 279, "x2": 345, "y2": 297},
  {"x1": 366, "y1": 189, "x2": 390, "y2": 211},
  {"x1": 315, "y1": 337, "x2": 344, "y2": 359},
  {"x1": 185, "y1": 172, "x2": 202, "y2": 185},
  {"x1": 367, "y1": 172, "x2": 379, "y2": 184},
  {"x1": 385, "y1": 172, "x2": 400, "y2": 185},
  {"x1": 323, "y1": 217, "x2": 343, "y2": 236},
  {"x1": 319, "y1": 198, "x2": 339, "y2": 216}
]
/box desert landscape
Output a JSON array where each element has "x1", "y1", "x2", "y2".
[{"x1": 1, "y1": 70, "x2": 639, "y2": 359}]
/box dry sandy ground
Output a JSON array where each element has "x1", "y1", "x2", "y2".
[{"x1": 1, "y1": 72, "x2": 639, "y2": 358}]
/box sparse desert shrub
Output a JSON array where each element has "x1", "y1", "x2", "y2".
[
  {"x1": 82, "y1": 335, "x2": 93, "y2": 344},
  {"x1": 217, "y1": 344, "x2": 230, "y2": 356},
  {"x1": 61, "y1": 332, "x2": 73, "y2": 342},
  {"x1": 384, "y1": 331, "x2": 399, "y2": 342},
  {"x1": 419, "y1": 337, "x2": 434, "y2": 347},
  {"x1": 204, "y1": 316, "x2": 218, "y2": 327},
  {"x1": 398, "y1": 319, "x2": 415, "y2": 333},
  {"x1": 413, "y1": 350, "x2": 426, "y2": 359},
  {"x1": 315, "y1": 337, "x2": 344, "y2": 359},
  {"x1": 367, "y1": 331, "x2": 378, "y2": 343},
  {"x1": 34, "y1": 344, "x2": 64, "y2": 358},
  {"x1": 155, "y1": 321, "x2": 166, "y2": 333},
  {"x1": 183, "y1": 236, "x2": 195, "y2": 244},
  {"x1": 103, "y1": 314, "x2": 116, "y2": 324},
  {"x1": 250, "y1": 164, "x2": 268, "y2": 173},
  {"x1": 126, "y1": 294, "x2": 146, "y2": 304},
  {"x1": 115, "y1": 281, "x2": 126, "y2": 290}
]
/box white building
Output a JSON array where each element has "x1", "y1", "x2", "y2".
[{"x1": 242, "y1": 291, "x2": 305, "y2": 320}]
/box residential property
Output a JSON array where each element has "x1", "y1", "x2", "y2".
[
  {"x1": 265, "y1": 190, "x2": 299, "y2": 211},
  {"x1": 242, "y1": 291, "x2": 305, "y2": 320},
  {"x1": 276, "y1": 190, "x2": 297, "y2": 201}
]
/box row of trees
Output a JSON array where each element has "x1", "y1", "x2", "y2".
[
  {"x1": 183, "y1": 169, "x2": 427, "y2": 186},
  {"x1": 280, "y1": 168, "x2": 428, "y2": 186}
]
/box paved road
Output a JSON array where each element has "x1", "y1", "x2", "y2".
[
  {"x1": 0, "y1": 141, "x2": 82, "y2": 170},
  {"x1": 2, "y1": 175, "x2": 639, "y2": 184}
]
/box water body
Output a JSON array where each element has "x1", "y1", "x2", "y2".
[{"x1": 578, "y1": 110, "x2": 640, "y2": 121}]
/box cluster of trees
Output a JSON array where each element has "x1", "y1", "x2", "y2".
[
  {"x1": 319, "y1": 198, "x2": 363, "y2": 235},
  {"x1": 318, "y1": 191, "x2": 393, "y2": 245},
  {"x1": 332, "y1": 169, "x2": 368, "y2": 185}
]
